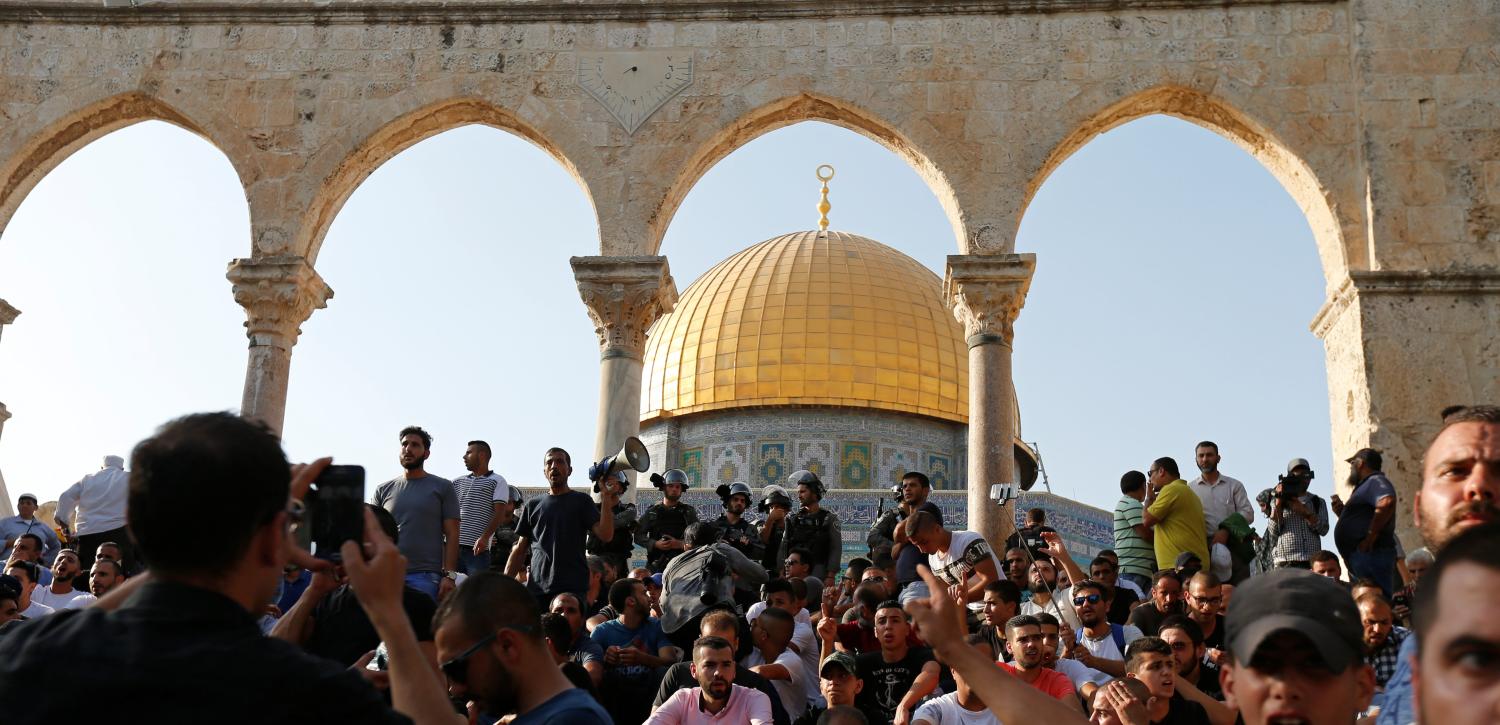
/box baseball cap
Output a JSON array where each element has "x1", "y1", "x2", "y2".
[
  {"x1": 1226, "y1": 568, "x2": 1363, "y2": 672},
  {"x1": 820, "y1": 651, "x2": 857, "y2": 677},
  {"x1": 16, "y1": 493, "x2": 36, "y2": 504},
  {"x1": 1174, "y1": 551, "x2": 1201, "y2": 568},
  {"x1": 647, "y1": 573, "x2": 663, "y2": 588},
  {"x1": 1285, "y1": 458, "x2": 1312, "y2": 475},
  {"x1": 1346, "y1": 448, "x2": 1383, "y2": 470}
]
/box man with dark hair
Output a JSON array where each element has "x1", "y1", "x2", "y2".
[
  {"x1": 54, "y1": 455, "x2": 131, "y2": 573},
  {"x1": 780, "y1": 471, "x2": 841, "y2": 589},
  {"x1": 1257, "y1": 458, "x2": 1329, "y2": 569},
  {"x1": 452, "y1": 439, "x2": 512, "y2": 576},
  {"x1": 648, "y1": 635, "x2": 774, "y2": 724},
  {"x1": 975, "y1": 579, "x2": 1021, "y2": 660},
  {"x1": 749, "y1": 606, "x2": 810, "y2": 720},
  {"x1": 4, "y1": 560, "x2": 51, "y2": 619},
  {"x1": 372, "y1": 425, "x2": 460, "y2": 601},
  {"x1": 660, "y1": 521, "x2": 766, "y2": 651},
  {"x1": 1127, "y1": 570, "x2": 1184, "y2": 637},
  {"x1": 434, "y1": 571, "x2": 611, "y2": 723},
  {"x1": 1355, "y1": 592, "x2": 1408, "y2": 692},
  {"x1": 868, "y1": 470, "x2": 943, "y2": 601},
  {"x1": 849, "y1": 602, "x2": 939, "y2": 725},
  {"x1": 0, "y1": 412, "x2": 433, "y2": 722},
  {"x1": 271, "y1": 505, "x2": 438, "y2": 669},
  {"x1": 1158, "y1": 615, "x2": 1221, "y2": 700},
  {"x1": 1005, "y1": 508, "x2": 1057, "y2": 562},
  {"x1": 1332, "y1": 447, "x2": 1399, "y2": 597},
  {"x1": 1410, "y1": 523, "x2": 1500, "y2": 725},
  {"x1": 1087, "y1": 556, "x2": 1141, "y2": 625},
  {"x1": 549, "y1": 592, "x2": 604, "y2": 687},
  {"x1": 1309, "y1": 549, "x2": 1344, "y2": 582},
  {"x1": 1380, "y1": 405, "x2": 1500, "y2": 725},
  {"x1": 1003, "y1": 546, "x2": 1031, "y2": 594},
  {"x1": 86, "y1": 557, "x2": 124, "y2": 599},
  {"x1": 653, "y1": 610, "x2": 790, "y2": 725},
  {"x1": 1069, "y1": 579, "x2": 1144, "y2": 677},
  {"x1": 1113, "y1": 470, "x2": 1157, "y2": 593},
  {"x1": 31, "y1": 549, "x2": 88, "y2": 611},
  {"x1": 507, "y1": 447, "x2": 618, "y2": 610},
  {"x1": 1, "y1": 492, "x2": 59, "y2": 565},
  {"x1": 0, "y1": 586, "x2": 18, "y2": 625},
  {"x1": 1183, "y1": 572, "x2": 1227, "y2": 656},
  {"x1": 905, "y1": 510, "x2": 1002, "y2": 606},
  {"x1": 911, "y1": 636, "x2": 1001, "y2": 725},
  {"x1": 1122, "y1": 636, "x2": 1210, "y2": 724},
  {"x1": 1187, "y1": 441, "x2": 1254, "y2": 536},
  {"x1": 1144, "y1": 457, "x2": 1210, "y2": 572},
  {"x1": 998, "y1": 614, "x2": 1080, "y2": 710},
  {"x1": 591, "y1": 577, "x2": 678, "y2": 724},
  {"x1": 785, "y1": 547, "x2": 825, "y2": 611},
  {"x1": 6, "y1": 533, "x2": 52, "y2": 586},
  {"x1": 1221, "y1": 568, "x2": 1374, "y2": 725}
]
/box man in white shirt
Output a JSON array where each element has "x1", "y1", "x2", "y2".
[
  {"x1": 30, "y1": 549, "x2": 88, "y2": 610},
  {"x1": 5, "y1": 560, "x2": 53, "y2": 619},
  {"x1": 905, "y1": 511, "x2": 1003, "y2": 606},
  {"x1": 1187, "y1": 441, "x2": 1253, "y2": 535},
  {"x1": 745, "y1": 606, "x2": 807, "y2": 719},
  {"x1": 55, "y1": 455, "x2": 132, "y2": 572},
  {"x1": 912, "y1": 636, "x2": 1000, "y2": 725},
  {"x1": 1019, "y1": 558, "x2": 1079, "y2": 631}
]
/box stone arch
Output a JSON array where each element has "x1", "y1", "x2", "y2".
[
  {"x1": 0, "y1": 91, "x2": 248, "y2": 239},
  {"x1": 1021, "y1": 86, "x2": 1351, "y2": 287},
  {"x1": 296, "y1": 98, "x2": 597, "y2": 264},
  {"x1": 649, "y1": 92, "x2": 968, "y2": 255}
]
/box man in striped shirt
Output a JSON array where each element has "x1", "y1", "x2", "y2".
[
  {"x1": 453, "y1": 440, "x2": 514, "y2": 576},
  {"x1": 1112, "y1": 470, "x2": 1156, "y2": 593}
]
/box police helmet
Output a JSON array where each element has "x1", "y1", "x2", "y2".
[
  {"x1": 592, "y1": 468, "x2": 630, "y2": 494},
  {"x1": 715, "y1": 481, "x2": 753, "y2": 504},
  {"x1": 788, "y1": 470, "x2": 825, "y2": 499},
  {"x1": 650, "y1": 468, "x2": 691, "y2": 490},
  {"x1": 758, "y1": 484, "x2": 794, "y2": 513}
]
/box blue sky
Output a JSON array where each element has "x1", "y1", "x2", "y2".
[{"x1": 0, "y1": 114, "x2": 1334, "y2": 515}]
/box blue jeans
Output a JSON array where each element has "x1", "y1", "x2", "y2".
[
  {"x1": 405, "y1": 571, "x2": 441, "y2": 601},
  {"x1": 458, "y1": 549, "x2": 490, "y2": 576},
  {"x1": 899, "y1": 579, "x2": 931, "y2": 606},
  {"x1": 1347, "y1": 547, "x2": 1397, "y2": 598}
]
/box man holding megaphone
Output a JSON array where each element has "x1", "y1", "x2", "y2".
[
  {"x1": 637, "y1": 469, "x2": 700, "y2": 573},
  {"x1": 505, "y1": 446, "x2": 622, "y2": 610}
]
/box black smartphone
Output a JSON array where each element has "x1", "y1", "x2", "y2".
[{"x1": 309, "y1": 465, "x2": 365, "y2": 561}]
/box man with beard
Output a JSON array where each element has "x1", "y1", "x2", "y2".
[
  {"x1": 1035, "y1": 612, "x2": 1112, "y2": 701},
  {"x1": 998, "y1": 614, "x2": 1082, "y2": 711},
  {"x1": 780, "y1": 471, "x2": 842, "y2": 589},
  {"x1": 1256, "y1": 459, "x2": 1329, "y2": 570},
  {"x1": 549, "y1": 592, "x2": 604, "y2": 687},
  {"x1": 1144, "y1": 458, "x2": 1210, "y2": 573},
  {"x1": 586, "y1": 470, "x2": 639, "y2": 581},
  {"x1": 639, "y1": 469, "x2": 700, "y2": 574},
  {"x1": 1158, "y1": 615, "x2": 1221, "y2": 700},
  {"x1": 1378, "y1": 405, "x2": 1500, "y2": 724},
  {"x1": 1410, "y1": 523, "x2": 1500, "y2": 725},
  {"x1": 1187, "y1": 441, "x2": 1254, "y2": 537},
  {"x1": 1332, "y1": 448, "x2": 1399, "y2": 597},
  {"x1": 648, "y1": 636, "x2": 774, "y2": 724},
  {"x1": 31, "y1": 549, "x2": 88, "y2": 611},
  {"x1": 653, "y1": 610, "x2": 790, "y2": 725},
  {"x1": 1355, "y1": 593, "x2": 1407, "y2": 693},
  {"x1": 1183, "y1": 573, "x2": 1227, "y2": 659},
  {"x1": 868, "y1": 472, "x2": 943, "y2": 601},
  {"x1": 592, "y1": 577, "x2": 679, "y2": 723},
  {"x1": 82, "y1": 557, "x2": 124, "y2": 601},
  {"x1": 1068, "y1": 580, "x2": 1144, "y2": 677},
  {"x1": 452, "y1": 440, "x2": 512, "y2": 576},
  {"x1": 851, "y1": 601, "x2": 939, "y2": 725},
  {"x1": 371, "y1": 425, "x2": 460, "y2": 602},
  {"x1": 1126, "y1": 570, "x2": 1185, "y2": 640},
  {"x1": 434, "y1": 572, "x2": 611, "y2": 723},
  {"x1": 1122, "y1": 637, "x2": 1211, "y2": 725},
  {"x1": 506, "y1": 447, "x2": 618, "y2": 610},
  {"x1": 1003, "y1": 546, "x2": 1031, "y2": 595},
  {"x1": 712, "y1": 482, "x2": 763, "y2": 561},
  {"x1": 1019, "y1": 557, "x2": 1081, "y2": 631}
]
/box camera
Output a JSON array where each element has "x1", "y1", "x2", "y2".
[
  {"x1": 1274, "y1": 471, "x2": 1311, "y2": 503},
  {"x1": 699, "y1": 551, "x2": 729, "y2": 606}
]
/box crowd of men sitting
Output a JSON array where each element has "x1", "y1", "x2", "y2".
[{"x1": 0, "y1": 405, "x2": 1495, "y2": 725}]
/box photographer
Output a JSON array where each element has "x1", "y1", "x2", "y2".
[
  {"x1": 659, "y1": 522, "x2": 767, "y2": 653},
  {"x1": 1254, "y1": 458, "x2": 1329, "y2": 570}
]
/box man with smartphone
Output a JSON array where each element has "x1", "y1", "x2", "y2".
[{"x1": 371, "y1": 426, "x2": 461, "y2": 602}]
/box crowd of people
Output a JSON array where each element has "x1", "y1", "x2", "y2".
[{"x1": 0, "y1": 405, "x2": 1495, "y2": 725}]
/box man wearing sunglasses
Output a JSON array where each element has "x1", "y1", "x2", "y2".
[
  {"x1": 1069, "y1": 580, "x2": 1144, "y2": 677},
  {"x1": 433, "y1": 572, "x2": 611, "y2": 724}
]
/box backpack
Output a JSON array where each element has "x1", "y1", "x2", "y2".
[{"x1": 1076, "y1": 622, "x2": 1127, "y2": 655}]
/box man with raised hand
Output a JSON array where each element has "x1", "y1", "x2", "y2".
[{"x1": 904, "y1": 509, "x2": 1002, "y2": 606}]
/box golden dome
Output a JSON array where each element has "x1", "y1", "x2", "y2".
[{"x1": 640, "y1": 230, "x2": 969, "y2": 424}]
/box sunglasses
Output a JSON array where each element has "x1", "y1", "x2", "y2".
[
  {"x1": 1072, "y1": 594, "x2": 1103, "y2": 606},
  {"x1": 440, "y1": 625, "x2": 537, "y2": 686}
]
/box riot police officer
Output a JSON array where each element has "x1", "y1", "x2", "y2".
[
  {"x1": 757, "y1": 484, "x2": 793, "y2": 574},
  {"x1": 711, "y1": 482, "x2": 763, "y2": 560},
  {"x1": 636, "y1": 468, "x2": 700, "y2": 573},
  {"x1": 777, "y1": 470, "x2": 842, "y2": 588},
  {"x1": 585, "y1": 470, "x2": 638, "y2": 578}
]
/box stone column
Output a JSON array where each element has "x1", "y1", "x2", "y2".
[
  {"x1": 0, "y1": 298, "x2": 17, "y2": 518},
  {"x1": 572, "y1": 256, "x2": 677, "y2": 504},
  {"x1": 945, "y1": 254, "x2": 1036, "y2": 548},
  {"x1": 1312, "y1": 269, "x2": 1500, "y2": 547},
  {"x1": 227, "y1": 256, "x2": 333, "y2": 437}
]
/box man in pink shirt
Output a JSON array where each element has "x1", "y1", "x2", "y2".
[{"x1": 648, "y1": 636, "x2": 773, "y2": 725}]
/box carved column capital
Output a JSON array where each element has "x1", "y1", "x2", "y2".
[
  {"x1": 943, "y1": 254, "x2": 1036, "y2": 348},
  {"x1": 0, "y1": 298, "x2": 19, "y2": 343},
  {"x1": 226, "y1": 255, "x2": 333, "y2": 351},
  {"x1": 572, "y1": 256, "x2": 678, "y2": 360}
]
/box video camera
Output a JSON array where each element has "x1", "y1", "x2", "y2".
[{"x1": 1275, "y1": 466, "x2": 1314, "y2": 503}]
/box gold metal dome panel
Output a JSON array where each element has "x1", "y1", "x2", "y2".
[{"x1": 641, "y1": 231, "x2": 969, "y2": 424}]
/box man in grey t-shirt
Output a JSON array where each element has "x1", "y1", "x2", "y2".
[{"x1": 371, "y1": 425, "x2": 460, "y2": 601}]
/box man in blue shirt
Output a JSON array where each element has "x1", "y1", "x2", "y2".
[
  {"x1": 591, "y1": 577, "x2": 679, "y2": 724},
  {"x1": 1333, "y1": 448, "x2": 1399, "y2": 597},
  {"x1": 0, "y1": 494, "x2": 59, "y2": 565}
]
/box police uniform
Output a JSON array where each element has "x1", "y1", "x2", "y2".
[
  {"x1": 636, "y1": 501, "x2": 699, "y2": 573},
  {"x1": 711, "y1": 514, "x2": 763, "y2": 561},
  {"x1": 587, "y1": 501, "x2": 638, "y2": 577},
  {"x1": 778, "y1": 506, "x2": 841, "y2": 580}
]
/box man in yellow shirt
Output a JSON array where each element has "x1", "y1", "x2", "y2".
[{"x1": 1143, "y1": 457, "x2": 1210, "y2": 569}]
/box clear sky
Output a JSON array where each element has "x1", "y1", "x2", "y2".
[{"x1": 0, "y1": 113, "x2": 1335, "y2": 517}]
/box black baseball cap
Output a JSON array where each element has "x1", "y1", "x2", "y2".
[
  {"x1": 1346, "y1": 448, "x2": 1383, "y2": 470},
  {"x1": 1226, "y1": 568, "x2": 1363, "y2": 672}
]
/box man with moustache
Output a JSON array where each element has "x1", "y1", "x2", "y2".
[
  {"x1": 1332, "y1": 448, "x2": 1399, "y2": 597},
  {"x1": 712, "y1": 482, "x2": 763, "y2": 561},
  {"x1": 30, "y1": 550, "x2": 88, "y2": 611},
  {"x1": 647, "y1": 636, "x2": 774, "y2": 724},
  {"x1": 1126, "y1": 570, "x2": 1185, "y2": 644},
  {"x1": 1378, "y1": 404, "x2": 1500, "y2": 725},
  {"x1": 506, "y1": 447, "x2": 619, "y2": 609},
  {"x1": 780, "y1": 471, "x2": 842, "y2": 588},
  {"x1": 638, "y1": 469, "x2": 699, "y2": 574},
  {"x1": 371, "y1": 426, "x2": 460, "y2": 602}
]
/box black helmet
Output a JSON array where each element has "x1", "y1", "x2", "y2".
[
  {"x1": 758, "y1": 484, "x2": 793, "y2": 513},
  {"x1": 716, "y1": 482, "x2": 753, "y2": 504},
  {"x1": 649, "y1": 468, "x2": 691, "y2": 490},
  {"x1": 788, "y1": 470, "x2": 825, "y2": 499}
]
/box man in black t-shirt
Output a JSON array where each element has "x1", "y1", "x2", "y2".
[
  {"x1": 505, "y1": 447, "x2": 617, "y2": 608},
  {"x1": 1122, "y1": 637, "x2": 1211, "y2": 725},
  {"x1": 853, "y1": 601, "x2": 940, "y2": 724},
  {"x1": 1183, "y1": 572, "x2": 1226, "y2": 657},
  {"x1": 1158, "y1": 615, "x2": 1222, "y2": 701},
  {"x1": 867, "y1": 472, "x2": 944, "y2": 598}
]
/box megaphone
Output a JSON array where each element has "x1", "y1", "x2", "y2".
[{"x1": 589, "y1": 436, "x2": 650, "y2": 490}]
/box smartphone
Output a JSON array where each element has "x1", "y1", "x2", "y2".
[{"x1": 309, "y1": 465, "x2": 365, "y2": 561}]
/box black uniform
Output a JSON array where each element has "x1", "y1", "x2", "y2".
[
  {"x1": 636, "y1": 502, "x2": 699, "y2": 573},
  {"x1": 778, "y1": 507, "x2": 842, "y2": 579},
  {"x1": 711, "y1": 514, "x2": 764, "y2": 561},
  {"x1": 761, "y1": 517, "x2": 786, "y2": 574},
  {"x1": 586, "y1": 502, "x2": 638, "y2": 577}
]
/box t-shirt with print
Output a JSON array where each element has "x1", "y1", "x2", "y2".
[
  {"x1": 515, "y1": 489, "x2": 599, "y2": 598},
  {"x1": 745, "y1": 646, "x2": 808, "y2": 720},
  {"x1": 928, "y1": 530, "x2": 1002, "y2": 590},
  {"x1": 996, "y1": 661, "x2": 1077, "y2": 701},
  {"x1": 590, "y1": 616, "x2": 669, "y2": 683},
  {"x1": 1113, "y1": 495, "x2": 1156, "y2": 579},
  {"x1": 855, "y1": 647, "x2": 935, "y2": 725},
  {"x1": 370, "y1": 474, "x2": 459, "y2": 574},
  {"x1": 913, "y1": 691, "x2": 1000, "y2": 725}
]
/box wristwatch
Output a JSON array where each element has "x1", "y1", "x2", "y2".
[{"x1": 442, "y1": 570, "x2": 458, "y2": 581}]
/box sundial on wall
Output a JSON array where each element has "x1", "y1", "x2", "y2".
[{"x1": 577, "y1": 51, "x2": 693, "y2": 135}]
